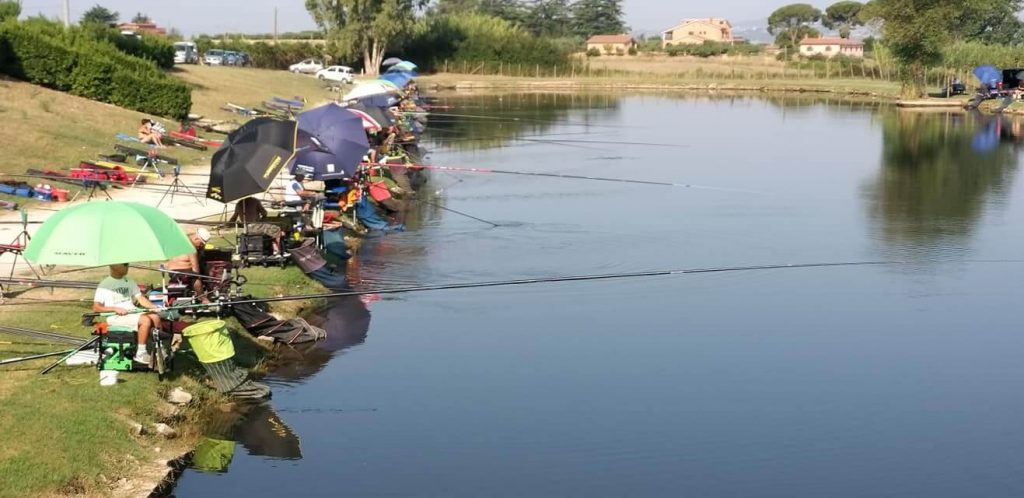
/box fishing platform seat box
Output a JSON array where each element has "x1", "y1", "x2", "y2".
[{"x1": 239, "y1": 235, "x2": 272, "y2": 257}]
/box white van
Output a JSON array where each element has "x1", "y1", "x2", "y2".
[{"x1": 174, "y1": 42, "x2": 198, "y2": 64}]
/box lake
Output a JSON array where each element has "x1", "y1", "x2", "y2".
[{"x1": 172, "y1": 93, "x2": 1024, "y2": 497}]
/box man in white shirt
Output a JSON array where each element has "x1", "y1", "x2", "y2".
[
  {"x1": 284, "y1": 173, "x2": 323, "y2": 211},
  {"x1": 93, "y1": 263, "x2": 162, "y2": 364}
]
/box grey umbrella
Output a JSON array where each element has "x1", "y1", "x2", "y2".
[{"x1": 382, "y1": 57, "x2": 403, "y2": 67}]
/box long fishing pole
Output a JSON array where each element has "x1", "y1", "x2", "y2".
[
  {"x1": 412, "y1": 111, "x2": 623, "y2": 129},
  {"x1": 0, "y1": 349, "x2": 79, "y2": 367},
  {"x1": 375, "y1": 163, "x2": 756, "y2": 194},
  {"x1": 416, "y1": 198, "x2": 500, "y2": 228},
  {"x1": 149, "y1": 259, "x2": 1024, "y2": 313}
]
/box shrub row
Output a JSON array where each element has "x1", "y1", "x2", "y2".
[
  {"x1": 0, "y1": 21, "x2": 191, "y2": 119},
  {"x1": 666, "y1": 41, "x2": 764, "y2": 58},
  {"x1": 194, "y1": 37, "x2": 330, "y2": 69}
]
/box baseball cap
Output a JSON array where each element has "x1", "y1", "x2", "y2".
[{"x1": 196, "y1": 228, "x2": 211, "y2": 244}]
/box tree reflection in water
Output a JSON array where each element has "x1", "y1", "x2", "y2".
[{"x1": 864, "y1": 110, "x2": 1020, "y2": 259}]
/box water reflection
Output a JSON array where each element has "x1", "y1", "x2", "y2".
[
  {"x1": 424, "y1": 93, "x2": 621, "y2": 150},
  {"x1": 864, "y1": 110, "x2": 1020, "y2": 258}
]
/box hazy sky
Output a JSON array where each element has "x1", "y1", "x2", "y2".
[{"x1": 19, "y1": 0, "x2": 775, "y2": 35}]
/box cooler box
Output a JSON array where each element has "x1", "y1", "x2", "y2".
[{"x1": 239, "y1": 234, "x2": 271, "y2": 256}]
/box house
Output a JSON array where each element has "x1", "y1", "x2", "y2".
[
  {"x1": 662, "y1": 18, "x2": 733, "y2": 47},
  {"x1": 585, "y1": 34, "x2": 636, "y2": 55},
  {"x1": 798, "y1": 35, "x2": 864, "y2": 58},
  {"x1": 117, "y1": 21, "x2": 168, "y2": 36}
]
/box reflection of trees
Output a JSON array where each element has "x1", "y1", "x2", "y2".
[
  {"x1": 424, "y1": 92, "x2": 621, "y2": 150},
  {"x1": 864, "y1": 111, "x2": 1019, "y2": 257}
]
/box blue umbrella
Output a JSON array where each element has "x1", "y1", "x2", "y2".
[
  {"x1": 973, "y1": 65, "x2": 1002, "y2": 87},
  {"x1": 379, "y1": 71, "x2": 413, "y2": 89},
  {"x1": 354, "y1": 94, "x2": 397, "y2": 108},
  {"x1": 292, "y1": 104, "x2": 370, "y2": 180}
]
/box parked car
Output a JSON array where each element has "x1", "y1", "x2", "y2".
[
  {"x1": 204, "y1": 49, "x2": 225, "y2": 66},
  {"x1": 174, "y1": 42, "x2": 198, "y2": 64},
  {"x1": 289, "y1": 58, "x2": 324, "y2": 74},
  {"x1": 223, "y1": 51, "x2": 239, "y2": 66},
  {"x1": 316, "y1": 66, "x2": 354, "y2": 84},
  {"x1": 236, "y1": 52, "x2": 252, "y2": 67}
]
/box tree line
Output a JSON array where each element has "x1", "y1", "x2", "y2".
[{"x1": 767, "y1": 0, "x2": 1024, "y2": 96}]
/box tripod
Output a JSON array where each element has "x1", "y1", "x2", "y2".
[
  {"x1": 69, "y1": 179, "x2": 113, "y2": 203},
  {"x1": 132, "y1": 153, "x2": 164, "y2": 188},
  {"x1": 157, "y1": 165, "x2": 204, "y2": 208}
]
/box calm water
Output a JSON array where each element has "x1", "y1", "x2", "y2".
[{"x1": 173, "y1": 95, "x2": 1024, "y2": 497}]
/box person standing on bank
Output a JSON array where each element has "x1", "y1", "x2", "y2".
[{"x1": 93, "y1": 263, "x2": 162, "y2": 364}]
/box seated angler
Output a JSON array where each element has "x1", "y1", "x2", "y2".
[
  {"x1": 166, "y1": 228, "x2": 212, "y2": 304},
  {"x1": 93, "y1": 263, "x2": 162, "y2": 364}
]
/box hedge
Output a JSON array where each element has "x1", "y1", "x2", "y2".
[{"x1": 0, "y1": 21, "x2": 191, "y2": 119}]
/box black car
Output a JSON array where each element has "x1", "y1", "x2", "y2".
[{"x1": 236, "y1": 52, "x2": 252, "y2": 67}]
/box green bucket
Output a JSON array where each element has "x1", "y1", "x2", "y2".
[{"x1": 182, "y1": 320, "x2": 235, "y2": 364}]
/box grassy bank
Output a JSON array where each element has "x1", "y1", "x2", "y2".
[{"x1": 0, "y1": 65, "x2": 335, "y2": 497}]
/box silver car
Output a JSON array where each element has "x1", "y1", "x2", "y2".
[{"x1": 204, "y1": 49, "x2": 225, "y2": 65}]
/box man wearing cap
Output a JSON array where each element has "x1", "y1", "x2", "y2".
[{"x1": 166, "y1": 228, "x2": 212, "y2": 304}]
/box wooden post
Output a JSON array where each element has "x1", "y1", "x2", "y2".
[{"x1": 536, "y1": 64, "x2": 539, "y2": 77}]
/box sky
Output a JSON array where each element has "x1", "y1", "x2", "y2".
[{"x1": 18, "y1": 0, "x2": 776, "y2": 36}]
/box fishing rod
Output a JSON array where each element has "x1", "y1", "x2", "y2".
[
  {"x1": 0, "y1": 324, "x2": 87, "y2": 345},
  {"x1": 141, "y1": 259, "x2": 1024, "y2": 313},
  {"x1": 426, "y1": 129, "x2": 684, "y2": 148},
  {"x1": 412, "y1": 111, "x2": 624, "y2": 129},
  {"x1": 0, "y1": 277, "x2": 97, "y2": 290},
  {"x1": 416, "y1": 198, "x2": 500, "y2": 228},
  {"x1": 373, "y1": 163, "x2": 756, "y2": 194},
  {"x1": 0, "y1": 348, "x2": 80, "y2": 367}
]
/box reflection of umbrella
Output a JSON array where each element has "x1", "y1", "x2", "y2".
[
  {"x1": 271, "y1": 296, "x2": 371, "y2": 382},
  {"x1": 342, "y1": 81, "x2": 400, "y2": 101},
  {"x1": 24, "y1": 201, "x2": 193, "y2": 266},
  {"x1": 208, "y1": 118, "x2": 300, "y2": 203},
  {"x1": 972, "y1": 115, "x2": 1002, "y2": 152},
  {"x1": 192, "y1": 438, "x2": 235, "y2": 473},
  {"x1": 234, "y1": 404, "x2": 302, "y2": 460},
  {"x1": 974, "y1": 65, "x2": 1002, "y2": 87},
  {"x1": 382, "y1": 57, "x2": 403, "y2": 67},
  {"x1": 292, "y1": 103, "x2": 370, "y2": 180},
  {"x1": 379, "y1": 71, "x2": 412, "y2": 88}
]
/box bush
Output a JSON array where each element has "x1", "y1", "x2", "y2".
[
  {"x1": 0, "y1": 21, "x2": 191, "y2": 119},
  {"x1": 194, "y1": 36, "x2": 331, "y2": 69},
  {"x1": 402, "y1": 13, "x2": 573, "y2": 72},
  {"x1": 586, "y1": 47, "x2": 600, "y2": 57},
  {"x1": 627, "y1": 46, "x2": 637, "y2": 56}
]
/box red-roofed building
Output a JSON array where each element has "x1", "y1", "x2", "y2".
[
  {"x1": 117, "y1": 21, "x2": 167, "y2": 36},
  {"x1": 586, "y1": 34, "x2": 636, "y2": 55},
  {"x1": 799, "y1": 35, "x2": 864, "y2": 58}
]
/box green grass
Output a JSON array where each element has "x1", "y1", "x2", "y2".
[{"x1": 0, "y1": 58, "x2": 345, "y2": 497}]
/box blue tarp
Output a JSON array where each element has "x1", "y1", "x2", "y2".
[{"x1": 355, "y1": 196, "x2": 404, "y2": 232}]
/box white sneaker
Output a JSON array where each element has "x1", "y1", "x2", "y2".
[{"x1": 134, "y1": 351, "x2": 151, "y2": 364}]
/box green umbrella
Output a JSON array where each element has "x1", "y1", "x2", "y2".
[{"x1": 24, "y1": 201, "x2": 194, "y2": 266}]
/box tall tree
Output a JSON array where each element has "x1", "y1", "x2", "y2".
[
  {"x1": 131, "y1": 12, "x2": 151, "y2": 23},
  {"x1": 0, "y1": 0, "x2": 20, "y2": 22},
  {"x1": 306, "y1": 0, "x2": 426, "y2": 75},
  {"x1": 80, "y1": 4, "x2": 120, "y2": 26},
  {"x1": 524, "y1": 0, "x2": 571, "y2": 36},
  {"x1": 572, "y1": 0, "x2": 626, "y2": 38},
  {"x1": 863, "y1": 0, "x2": 1022, "y2": 96},
  {"x1": 822, "y1": 1, "x2": 864, "y2": 38},
  {"x1": 433, "y1": 0, "x2": 482, "y2": 15},
  {"x1": 479, "y1": 0, "x2": 526, "y2": 24},
  {"x1": 767, "y1": 3, "x2": 823, "y2": 50}
]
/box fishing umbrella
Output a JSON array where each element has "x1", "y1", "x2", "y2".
[
  {"x1": 208, "y1": 117, "x2": 301, "y2": 203},
  {"x1": 379, "y1": 71, "x2": 413, "y2": 89},
  {"x1": 24, "y1": 201, "x2": 193, "y2": 266},
  {"x1": 973, "y1": 65, "x2": 1002, "y2": 87},
  {"x1": 347, "y1": 108, "x2": 383, "y2": 132},
  {"x1": 353, "y1": 94, "x2": 398, "y2": 108},
  {"x1": 292, "y1": 103, "x2": 371, "y2": 180},
  {"x1": 393, "y1": 61, "x2": 417, "y2": 72},
  {"x1": 347, "y1": 102, "x2": 394, "y2": 128},
  {"x1": 381, "y1": 57, "x2": 403, "y2": 67},
  {"x1": 342, "y1": 81, "x2": 400, "y2": 101}
]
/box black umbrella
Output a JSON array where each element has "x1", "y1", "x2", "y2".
[{"x1": 207, "y1": 117, "x2": 301, "y2": 203}]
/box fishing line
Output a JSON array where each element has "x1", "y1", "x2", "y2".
[
  {"x1": 415, "y1": 198, "x2": 500, "y2": 228},
  {"x1": 378, "y1": 163, "x2": 757, "y2": 194},
  {"x1": 158, "y1": 259, "x2": 1024, "y2": 312}
]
